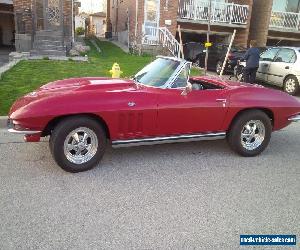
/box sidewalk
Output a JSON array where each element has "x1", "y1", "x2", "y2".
[{"x1": 98, "y1": 38, "x2": 129, "y2": 53}]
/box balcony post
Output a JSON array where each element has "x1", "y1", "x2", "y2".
[
  {"x1": 193, "y1": 0, "x2": 197, "y2": 20},
  {"x1": 296, "y1": 13, "x2": 300, "y2": 31},
  {"x1": 229, "y1": 2, "x2": 234, "y2": 24}
]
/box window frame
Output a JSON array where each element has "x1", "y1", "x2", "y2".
[
  {"x1": 260, "y1": 48, "x2": 280, "y2": 62},
  {"x1": 273, "y1": 48, "x2": 297, "y2": 64}
]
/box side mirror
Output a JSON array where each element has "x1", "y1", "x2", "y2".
[{"x1": 181, "y1": 82, "x2": 193, "y2": 96}]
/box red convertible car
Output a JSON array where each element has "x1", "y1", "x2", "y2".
[{"x1": 8, "y1": 56, "x2": 300, "y2": 172}]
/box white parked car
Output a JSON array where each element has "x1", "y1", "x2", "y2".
[
  {"x1": 257, "y1": 47, "x2": 300, "y2": 95},
  {"x1": 234, "y1": 47, "x2": 300, "y2": 95}
]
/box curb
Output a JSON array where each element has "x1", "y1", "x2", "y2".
[{"x1": 0, "y1": 116, "x2": 8, "y2": 129}]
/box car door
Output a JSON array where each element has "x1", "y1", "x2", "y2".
[
  {"x1": 267, "y1": 48, "x2": 297, "y2": 86},
  {"x1": 157, "y1": 68, "x2": 229, "y2": 135},
  {"x1": 157, "y1": 89, "x2": 229, "y2": 135},
  {"x1": 257, "y1": 48, "x2": 280, "y2": 82}
]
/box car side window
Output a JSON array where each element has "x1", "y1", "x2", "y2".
[
  {"x1": 274, "y1": 49, "x2": 296, "y2": 63},
  {"x1": 260, "y1": 48, "x2": 279, "y2": 62},
  {"x1": 171, "y1": 66, "x2": 188, "y2": 88}
]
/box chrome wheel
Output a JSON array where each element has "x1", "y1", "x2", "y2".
[
  {"x1": 241, "y1": 120, "x2": 265, "y2": 151},
  {"x1": 63, "y1": 127, "x2": 98, "y2": 164},
  {"x1": 237, "y1": 72, "x2": 243, "y2": 82},
  {"x1": 285, "y1": 78, "x2": 296, "y2": 93}
]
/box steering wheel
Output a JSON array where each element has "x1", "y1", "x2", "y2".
[{"x1": 192, "y1": 83, "x2": 204, "y2": 91}]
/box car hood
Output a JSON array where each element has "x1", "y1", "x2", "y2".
[
  {"x1": 9, "y1": 77, "x2": 135, "y2": 116},
  {"x1": 40, "y1": 77, "x2": 135, "y2": 92}
]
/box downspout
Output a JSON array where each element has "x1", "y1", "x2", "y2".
[
  {"x1": 135, "y1": 0, "x2": 138, "y2": 38},
  {"x1": 72, "y1": 0, "x2": 74, "y2": 43},
  {"x1": 115, "y1": 0, "x2": 118, "y2": 36}
]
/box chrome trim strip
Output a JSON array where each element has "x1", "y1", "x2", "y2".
[
  {"x1": 112, "y1": 132, "x2": 226, "y2": 148},
  {"x1": 288, "y1": 114, "x2": 300, "y2": 122},
  {"x1": 8, "y1": 129, "x2": 42, "y2": 135}
]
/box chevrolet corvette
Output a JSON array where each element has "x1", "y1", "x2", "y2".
[{"x1": 8, "y1": 56, "x2": 300, "y2": 172}]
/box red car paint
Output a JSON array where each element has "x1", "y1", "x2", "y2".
[{"x1": 9, "y1": 76, "x2": 300, "y2": 143}]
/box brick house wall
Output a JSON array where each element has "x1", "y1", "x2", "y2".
[
  {"x1": 111, "y1": 0, "x2": 253, "y2": 48},
  {"x1": 13, "y1": 0, "x2": 73, "y2": 52},
  {"x1": 0, "y1": 3, "x2": 14, "y2": 46},
  {"x1": 13, "y1": 0, "x2": 32, "y2": 34},
  {"x1": 232, "y1": 0, "x2": 253, "y2": 47},
  {"x1": 110, "y1": 0, "x2": 178, "y2": 46}
]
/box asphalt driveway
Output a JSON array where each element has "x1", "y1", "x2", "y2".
[{"x1": 0, "y1": 122, "x2": 299, "y2": 249}]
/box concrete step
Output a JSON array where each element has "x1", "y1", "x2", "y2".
[
  {"x1": 34, "y1": 40, "x2": 64, "y2": 47},
  {"x1": 36, "y1": 30, "x2": 63, "y2": 37},
  {"x1": 30, "y1": 49, "x2": 66, "y2": 57},
  {"x1": 35, "y1": 36, "x2": 64, "y2": 42},
  {"x1": 33, "y1": 44, "x2": 66, "y2": 51}
]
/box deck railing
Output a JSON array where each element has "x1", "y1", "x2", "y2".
[
  {"x1": 142, "y1": 25, "x2": 181, "y2": 58},
  {"x1": 178, "y1": 0, "x2": 249, "y2": 25},
  {"x1": 269, "y1": 11, "x2": 300, "y2": 31}
]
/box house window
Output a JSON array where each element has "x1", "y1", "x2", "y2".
[
  {"x1": 145, "y1": 0, "x2": 159, "y2": 23},
  {"x1": 143, "y1": 0, "x2": 160, "y2": 41},
  {"x1": 273, "y1": 0, "x2": 300, "y2": 12}
]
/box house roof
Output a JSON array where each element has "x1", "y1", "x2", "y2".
[
  {"x1": 90, "y1": 12, "x2": 106, "y2": 17},
  {"x1": 0, "y1": 0, "x2": 13, "y2": 4}
]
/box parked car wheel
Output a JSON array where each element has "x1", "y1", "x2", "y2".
[
  {"x1": 227, "y1": 110, "x2": 272, "y2": 157},
  {"x1": 49, "y1": 116, "x2": 107, "y2": 172},
  {"x1": 193, "y1": 58, "x2": 201, "y2": 67},
  {"x1": 283, "y1": 76, "x2": 299, "y2": 95},
  {"x1": 236, "y1": 71, "x2": 244, "y2": 82},
  {"x1": 216, "y1": 60, "x2": 223, "y2": 74}
]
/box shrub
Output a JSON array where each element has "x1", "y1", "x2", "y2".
[{"x1": 75, "y1": 27, "x2": 85, "y2": 36}]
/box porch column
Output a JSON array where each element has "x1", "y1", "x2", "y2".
[
  {"x1": 105, "y1": 0, "x2": 112, "y2": 38},
  {"x1": 249, "y1": 0, "x2": 274, "y2": 46}
]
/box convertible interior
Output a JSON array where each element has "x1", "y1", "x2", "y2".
[{"x1": 189, "y1": 79, "x2": 224, "y2": 91}]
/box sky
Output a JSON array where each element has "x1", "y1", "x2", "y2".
[{"x1": 79, "y1": 0, "x2": 105, "y2": 14}]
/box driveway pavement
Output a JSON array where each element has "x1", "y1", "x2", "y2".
[
  {"x1": 0, "y1": 46, "x2": 14, "y2": 67},
  {"x1": 0, "y1": 122, "x2": 299, "y2": 249}
]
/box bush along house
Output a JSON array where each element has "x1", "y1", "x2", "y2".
[{"x1": 13, "y1": 0, "x2": 80, "y2": 56}]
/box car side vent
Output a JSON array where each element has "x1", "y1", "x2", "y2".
[{"x1": 118, "y1": 112, "x2": 143, "y2": 137}]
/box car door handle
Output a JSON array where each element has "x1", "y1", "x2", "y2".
[
  {"x1": 216, "y1": 99, "x2": 227, "y2": 107},
  {"x1": 128, "y1": 102, "x2": 136, "y2": 107},
  {"x1": 285, "y1": 66, "x2": 289, "y2": 69},
  {"x1": 263, "y1": 64, "x2": 268, "y2": 67},
  {"x1": 216, "y1": 99, "x2": 227, "y2": 103}
]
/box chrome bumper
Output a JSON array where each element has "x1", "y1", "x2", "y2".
[
  {"x1": 7, "y1": 119, "x2": 41, "y2": 135},
  {"x1": 8, "y1": 128, "x2": 42, "y2": 135},
  {"x1": 288, "y1": 114, "x2": 300, "y2": 122}
]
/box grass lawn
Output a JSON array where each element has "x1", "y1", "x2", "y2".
[{"x1": 0, "y1": 39, "x2": 202, "y2": 115}]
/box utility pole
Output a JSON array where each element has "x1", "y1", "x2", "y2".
[{"x1": 204, "y1": 0, "x2": 212, "y2": 75}]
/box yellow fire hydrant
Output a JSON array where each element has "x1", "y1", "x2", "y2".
[{"x1": 109, "y1": 63, "x2": 123, "y2": 78}]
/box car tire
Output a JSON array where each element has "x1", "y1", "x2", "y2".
[
  {"x1": 49, "y1": 116, "x2": 107, "y2": 172},
  {"x1": 194, "y1": 56, "x2": 202, "y2": 68},
  {"x1": 216, "y1": 60, "x2": 223, "y2": 75},
  {"x1": 283, "y1": 76, "x2": 299, "y2": 95},
  {"x1": 227, "y1": 110, "x2": 272, "y2": 157}
]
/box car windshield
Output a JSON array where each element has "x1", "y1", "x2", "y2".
[{"x1": 134, "y1": 58, "x2": 180, "y2": 87}]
